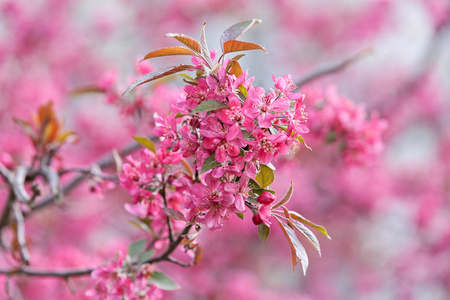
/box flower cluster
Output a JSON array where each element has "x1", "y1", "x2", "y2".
[
  {"x1": 150, "y1": 56, "x2": 308, "y2": 230},
  {"x1": 115, "y1": 21, "x2": 330, "y2": 294},
  {"x1": 120, "y1": 148, "x2": 189, "y2": 234},
  {"x1": 305, "y1": 86, "x2": 388, "y2": 165},
  {"x1": 86, "y1": 252, "x2": 163, "y2": 300}
]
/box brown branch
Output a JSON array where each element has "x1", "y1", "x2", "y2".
[
  {"x1": 296, "y1": 48, "x2": 372, "y2": 87},
  {"x1": 147, "y1": 224, "x2": 193, "y2": 264},
  {"x1": 0, "y1": 266, "x2": 93, "y2": 277}
]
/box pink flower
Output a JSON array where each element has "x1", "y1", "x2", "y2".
[
  {"x1": 185, "y1": 174, "x2": 235, "y2": 230},
  {"x1": 248, "y1": 129, "x2": 289, "y2": 164},
  {"x1": 200, "y1": 116, "x2": 246, "y2": 163},
  {"x1": 224, "y1": 174, "x2": 250, "y2": 211},
  {"x1": 153, "y1": 113, "x2": 179, "y2": 149}
]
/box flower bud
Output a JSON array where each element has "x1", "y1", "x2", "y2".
[
  {"x1": 252, "y1": 214, "x2": 262, "y2": 225},
  {"x1": 257, "y1": 192, "x2": 275, "y2": 205}
]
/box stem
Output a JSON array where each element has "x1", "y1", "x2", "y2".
[
  {"x1": 12, "y1": 202, "x2": 30, "y2": 265},
  {"x1": 160, "y1": 173, "x2": 174, "y2": 243},
  {"x1": 295, "y1": 48, "x2": 372, "y2": 87},
  {"x1": 146, "y1": 224, "x2": 193, "y2": 264},
  {"x1": 0, "y1": 267, "x2": 93, "y2": 277}
]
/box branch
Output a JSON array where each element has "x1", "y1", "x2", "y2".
[
  {"x1": 0, "y1": 266, "x2": 93, "y2": 277},
  {"x1": 27, "y1": 140, "x2": 143, "y2": 215},
  {"x1": 12, "y1": 202, "x2": 30, "y2": 265},
  {"x1": 147, "y1": 224, "x2": 193, "y2": 264},
  {"x1": 295, "y1": 48, "x2": 372, "y2": 87}
]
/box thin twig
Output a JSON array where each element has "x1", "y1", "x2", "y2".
[
  {"x1": 296, "y1": 48, "x2": 372, "y2": 87},
  {"x1": 0, "y1": 266, "x2": 93, "y2": 277},
  {"x1": 147, "y1": 224, "x2": 193, "y2": 264},
  {"x1": 166, "y1": 257, "x2": 193, "y2": 268},
  {"x1": 160, "y1": 173, "x2": 174, "y2": 243}
]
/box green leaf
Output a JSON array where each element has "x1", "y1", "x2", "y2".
[
  {"x1": 273, "y1": 181, "x2": 294, "y2": 209},
  {"x1": 191, "y1": 100, "x2": 229, "y2": 113},
  {"x1": 289, "y1": 211, "x2": 332, "y2": 240},
  {"x1": 252, "y1": 188, "x2": 275, "y2": 196},
  {"x1": 175, "y1": 112, "x2": 185, "y2": 119},
  {"x1": 235, "y1": 212, "x2": 244, "y2": 220},
  {"x1": 128, "y1": 239, "x2": 147, "y2": 258},
  {"x1": 123, "y1": 64, "x2": 197, "y2": 95},
  {"x1": 149, "y1": 272, "x2": 180, "y2": 290},
  {"x1": 220, "y1": 19, "x2": 262, "y2": 51},
  {"x1": 128, "y1": 220, "x2": 151, "y2": 233},
  {"x1": 138, "y1": 250, "x2": 155, "y2": 264},
  {"x1": 297, "y1": 135, "x2": 312, "y2": 151},
  {"x1": 238, "y1": 85, "x2": 248, "y2": 98},
  {"x1": 200, "y1": 153, "x2": 221, "y2": 174},
  {"x1": 248, "y1": 178, "x2": 261, "y2": 189},
  {"x1": 133, "y1": 136, "x2": 156, "y2": 153},
  {"x1": 258, "y1": 223, "x2": 270, "y2": 241},
  {"x1": 178, "y1": 73, "x2": 196, "y2": 82},
  {"x1": 255, "y1": 165, "x2": 274, "y2": 188}
]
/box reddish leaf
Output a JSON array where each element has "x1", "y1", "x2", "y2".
[
  {"x1": 288, "y1": 219, "x2": 321, "y2": 256},
  {"x1": 290, "y1": 211, "x2": 331, "y2": 240},
  {"x1": 228, "y1": 60, "x2": 243, "y2": 77},
  {"x1": 140, "y1": 47, "x2": 198, "y2": 62},
  {"x1": 225, "y1": 54, "x2": 245, "y2": 72},
  {"x1": 223, "y1": 40, "x2": 267, "y2": 55},
  {"x1": 220, "y1": 19, "x2": 262, "y2": 50},
  {"x1": 69, "y1": 86, "x2": 105, "y2": 97},
  {"x1": 275, "y1": 217, "x2": 309, "y2": 275},
  {"x1": 165, "y1": 33, "x2": 201, "y2": 53},
  {"x1": 122, "y1": 64, "x2": 197, "y2": 95},
  {"x1": 193, "y1": 245, "x2": 204, "y2": 264},
  {"x1": 181, "y1": 159, "x2": 194, "y2": 178},
  {"x1": 273, "y1": 181, "x2": 294, "y2": 209}
]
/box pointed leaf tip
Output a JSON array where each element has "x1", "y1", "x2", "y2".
[
  {"x1": 223, "y1": 40, "x2": 267, "y2": 55},
  {"x1": 165, "y1": 33, "x2": 202, "y2": 53},
  {"x1": 122, "y1": 64, "x2": 197, "y2": 95},
  {"x1": 220, "y1": 19, "x2": 262, "y2": 50},
  {"x1": 140, "y1": 47, "x2": 197, "y2": 63}
]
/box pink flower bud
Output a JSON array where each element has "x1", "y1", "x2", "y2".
[
  {"x1": 257, "y1": 192, "x2": 275, "y2": 205},
  {"x1": 252, "y1": 214, "x2": 262, "y2": 225}
]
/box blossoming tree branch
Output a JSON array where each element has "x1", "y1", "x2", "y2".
[{"x1": 0, "y1": 20, "x2": 334, "y2": 299}]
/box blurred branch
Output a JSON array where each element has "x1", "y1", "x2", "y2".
[
  {"x1": 296, "y1": 48, "x2": 372, "y2": 87},
  {"x1": 0, "y1": 266, "x2": 93, "y2": 277},
  {"x1": 26, "y1": 140, "x2": 144, "y2": 215},
  {"x1": 11, "y1": 202, "x2": 30, "y2": 265}
]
